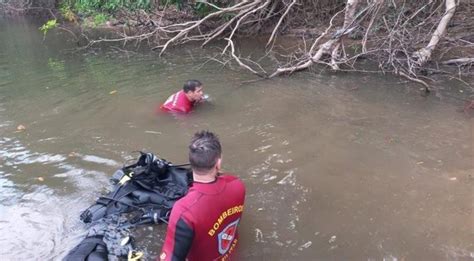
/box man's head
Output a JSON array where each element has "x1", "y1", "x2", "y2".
[
  {"x1": 189, "y1": 130, "x2": 222, "y2": 175},
  {"x1": 183, "y1": 80, "x2": 204, "y2": 102}
]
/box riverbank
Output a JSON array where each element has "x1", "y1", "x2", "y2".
[{"x1": 2, "y1": 1, "x2": 473, "y2": 97}]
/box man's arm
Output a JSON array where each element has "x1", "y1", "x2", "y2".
[{"x1": 160, "y1": 207, "x2": 194, "y2": 261}]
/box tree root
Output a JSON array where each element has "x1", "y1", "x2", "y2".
[
  {"x1": 412, "y1": 0, "x2": 457, "y2": 66},
  {"x1": 73, "y1": 0, "x2": 468, "y2": 88}
]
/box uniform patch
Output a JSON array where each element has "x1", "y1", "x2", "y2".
[{"x1": 217, "y1": 219, "x2": 240, "y2": 255}]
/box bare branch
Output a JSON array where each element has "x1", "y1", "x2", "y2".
[
  {"x1": 266, "y1": 0, "x2": 297, "y2": 47},
  {"x1": 158, "y1": 0, "x2": 259, "y2": 55},
  {"x1": 412, "y1": 0, "x2": 457, "y2": 65},
  {"x1": 226, "y1": 38, "x2": 267, "y2": 78},
  {"x1": 442, "y1": 58, "x2": 474, "y2": 65},
  {"x1": 399, "y1": 71, "x2": 429, "y2": 88}
]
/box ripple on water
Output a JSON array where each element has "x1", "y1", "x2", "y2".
[
  {"x1": 82, "y1": 154, "x2": 121, "y2": 167},
  {"x1": 0, "y1": 134, "x2": 118, "y2": 259},
  {"x1": 0, "y1": 186, "x2": 90, "y2": 260},
  {"x1": 0, "y1": 139, "x2": 66, "y2": 166},
  {"x1": 0, "y1": 172, "x2": 20, "y2": 205},
  {"x1": 235, "y1": 123, "x2": 310, "y2": 254}
]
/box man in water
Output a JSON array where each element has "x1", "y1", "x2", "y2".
[
  {"x1": 160, "y1": 131, "x2": 246, "y2": 261},
  {"x1": 160, "y1": 80, "x2": 205, "y2": 114}
]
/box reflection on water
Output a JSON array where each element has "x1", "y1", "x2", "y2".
[{"x1": 0, "y1": 18, "x2": 473, "y2": 260}]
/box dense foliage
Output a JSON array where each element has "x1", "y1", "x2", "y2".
[
  {"x1": 64, "y1": 0, "x2": 151, "y2": 13},
  {"x1": 57, "y1": 0, "x2": 232, "y2": 16}
]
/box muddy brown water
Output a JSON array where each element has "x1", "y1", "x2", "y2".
[{"x1": 0, "y1": 18, "x2": 473, "y2": 260}]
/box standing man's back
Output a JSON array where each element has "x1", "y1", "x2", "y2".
[{"x1": 160, "y1": 131, "x2": 246, "y2": 261}]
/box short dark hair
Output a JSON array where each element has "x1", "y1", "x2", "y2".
[
  {"x1": 189, "y1": 130, "x2": 222, "y2": 172},
  {"x1": 183, "y1": 80, "x2": 202, "y2": 93}
]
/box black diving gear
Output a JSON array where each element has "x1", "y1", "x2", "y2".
[
  {"x1": 64, "y1": 152, "x2": 192, "y2": 261},
  {"x1": 80, "y1": 152, "x2": 191, "y2": 224}
]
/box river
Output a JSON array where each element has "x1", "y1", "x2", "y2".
[{"x1": 0, "y1": 18, "x2": 473, "y2": 260}]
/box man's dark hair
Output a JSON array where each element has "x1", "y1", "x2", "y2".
[
  {"x1": 189, "y1": 130, "x2": 222, "y2": 172},
  {"x1": 183, "y1": 80, "x2": 202, "y2": 93}
]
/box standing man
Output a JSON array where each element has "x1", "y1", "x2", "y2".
[
  {"x1": 160, "y1": 131, "x2": 246, "y2": 261},
  {"x1": 160, "y1": 80, "x2": 205, "y2": 114}
]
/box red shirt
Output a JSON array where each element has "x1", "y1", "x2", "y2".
[
  {"x1": 160, "y1": 175, "x2": 246, "y2": 261},
  {"x1": 160, "y1": 90, "x2": 194, "y2": 113}
]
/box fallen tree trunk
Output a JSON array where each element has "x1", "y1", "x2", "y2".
[
  {"x1": 441, "y1": 58, "x2": 474, "y2": 65},
  {"x1": 412, "y1": 0, "x2": 457, "y2": 65}
]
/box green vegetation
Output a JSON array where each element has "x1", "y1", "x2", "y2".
[
  {"x1": 55, "y1": 0, "x2": 151, "y2": 27},
  {"x1": 39, "y1": 19, "x2": 58, "y2": 38},
  {"x1": 39, "y1": 0, "x2": 231, "y2": 35},
  {"x1": 93, "y1": 13, "x2": 110, "y2": 26},
  {"x1": 193, "y1": 1, "x2": 234, "y2": 17},
  {"x1": 56, "y1": 0, "x2": 230, "y2": 23},
  {"x1": 60, "y1": 5, "x2": 77, "y2": 22},
  {"x1": 160, "y1": 0, "x2": 184, "y2": 9},
  {"x1": 72, "y1": 0, "x2": 151, "y2": 13},
  {"x1": 158, "y1": 0, "x2": 229, "y2": 17},
  {"x1": 194, "y1": 2, "x2": 218, "y2": 18}
]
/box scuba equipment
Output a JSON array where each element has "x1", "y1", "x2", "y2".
[
  {"x1": 129, "y1": 208, "x2": 170, "y2": 226},
  {"x1": 64, "y1": 236, "x2": 107, "y2": 261},
  {"x1": 65, "y1": 152, "x2": 192, "y2": 261},
  {"x1": 127, "y1": 250, "x2": 144, "y2": 261},
  {"x1": 64, "y1": 214, "x2": 131, "y2": 261},
  {"x1": 80, "y1": 152, "x2": 191, "y2": 224}
]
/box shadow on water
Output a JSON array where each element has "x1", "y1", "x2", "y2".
[{"x1": 0, "y1": 18, "x2": 473, "y2": 260}]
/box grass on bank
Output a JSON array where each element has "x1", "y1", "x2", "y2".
[{"x1": 41, "y1": 0, "x2": 227, "y2": 32}]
